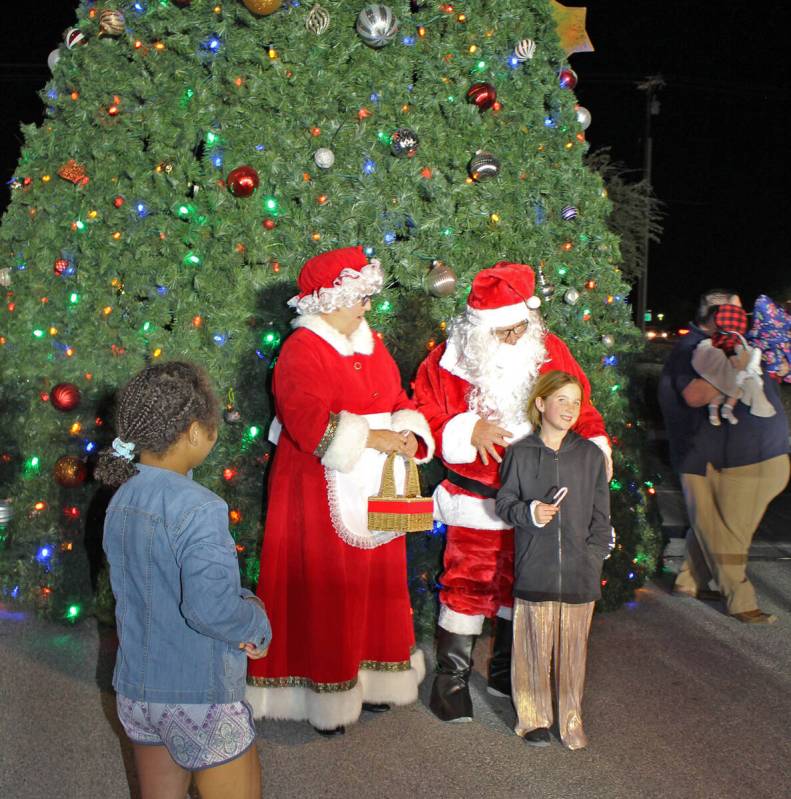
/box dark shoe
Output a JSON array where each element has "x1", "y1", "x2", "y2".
[
  {"x1": 696, "y1": 589, "x2": 725, "y2": 602},
  {"x1": 731, "y1": 609, "x2": 777, "y2": 624},
  {"x1": 429, "y1": 627, "x2": 476, "y2": 722},
  {"x1": 362, "y1": 702, "x2": 391, "y2": 713},
  {"x1": 523, "y1": 728, "x2": 551, "y2": 747},
  {"x1": 313, "y1": 725, "x2": 346, "y2": 736},
  {"x1": 486, "y1": 616, "x2": 513, "y2": 698}
]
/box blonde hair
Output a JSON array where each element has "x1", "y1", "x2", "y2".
[{"x1": 526, "y1": 370, "x2": 584, "y2": 430}]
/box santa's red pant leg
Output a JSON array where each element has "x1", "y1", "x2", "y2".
[{"x1": 438, "y1": 525, "x2": 514, "y2": 634}]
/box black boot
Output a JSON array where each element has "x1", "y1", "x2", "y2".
[
  {"x1": 429, "y1": 627, "x2": 476, "y2": 722},
  {"x1": 486, "y1": 617, "x2": 513, "y2": 698}
]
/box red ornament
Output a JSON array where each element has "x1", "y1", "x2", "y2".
[
  {"x1": 262, "y1": 218, "x2": 276, "y2": 230},
  {"x1": 558, "y1": 68, "x2": 578, "y2": 89},
  {"x1": 54, "y1": 456, "x2": 88, "y2": 488},
  {"x1": 53, "y1": 258, "x2": 70, "y2": 276},
  {"x1": 466, "y1": 82, "x2": 497, "y2": 112},
  {"x1": 226, "y1": 165, "x2": 259, "y2": 198},
  {"x1": 113, "y1": 196, "x2": 125, "y2": 208},
  {"x1": 50, "y1": 383, "x2": 81, "y2": 412}
]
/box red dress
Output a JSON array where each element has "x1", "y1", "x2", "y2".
[
  {"x1": 413, "y1": 333, "x2": 608, "y2": 634},
  {"x1": 246, "y1": 316, "x2": 433, "y2": 730}
]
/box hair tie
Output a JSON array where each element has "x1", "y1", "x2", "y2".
[{"x1": 112, "y1": 437, "x2": 135, "y2": 461}]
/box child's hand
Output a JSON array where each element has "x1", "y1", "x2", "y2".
[
  {"x1": 239, "y1": 641, "x2": 269, "y2": 660},
  {"x1": 534, "y1": 502, "x2": 560, "y2": 525}
]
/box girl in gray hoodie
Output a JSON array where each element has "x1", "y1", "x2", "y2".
[{"x1": 496, "y1": 370, "x2": 611, "y2": 750}]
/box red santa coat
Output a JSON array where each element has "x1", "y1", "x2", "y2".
[
  {"x1": 246, "y1": 315, "x2": 434, "y2": 731},
  {"x1": 414, "y1": 332, "x2": 609, "y2": 531}
]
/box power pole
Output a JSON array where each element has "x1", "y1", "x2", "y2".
[{"x1": 635, "y1": 75, "x2": 664, "y2": 331}]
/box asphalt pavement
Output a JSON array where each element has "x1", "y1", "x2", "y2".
[{"x1": 2, "y1": 556, "x2": 791, "y2": 799}]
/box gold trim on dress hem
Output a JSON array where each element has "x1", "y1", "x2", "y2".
[{"x1": 247, "y1": 651, "x2": 416, "y2": 692}]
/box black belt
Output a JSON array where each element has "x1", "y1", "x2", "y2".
[{"x1": 445, "y1": 469, "x2": 498, "y2": 499}]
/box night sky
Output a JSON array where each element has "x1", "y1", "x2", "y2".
[{"x1": 2, "y1": 1, "x2": 787, "y2": 325}]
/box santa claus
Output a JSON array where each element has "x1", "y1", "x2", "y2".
[{"x1": 414, "y1": 261, "x2": 610, "y2": 722}]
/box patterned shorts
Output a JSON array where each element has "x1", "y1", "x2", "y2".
[{"x1": 116, "y1": 695, "x2": 256, "y2": 771}]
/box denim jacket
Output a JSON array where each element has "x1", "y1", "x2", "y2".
[{"x1": 103, "y1": 464, "x2": 271, "y2": 704}]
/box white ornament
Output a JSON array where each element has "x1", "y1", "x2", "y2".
[
  {"x1": 514, "y1": 38, "x2": 536, "y2": 62},
  {"x1": 65, "y1": 27, "x2": 86, "y2": 49},
  {"x1": 575, "y1": 105, "x2": 592, "y2": 130},
  {"x1": 564, "y1": 288, "x2": 580, "y2": 305},
  {"x1": 602, "y1": 334, "x2": 615, "y2": 348},
  {"x1": 356, "y1": 5, "x2": 398, "y2": 49},
  {"x1": 0, "y1": 268, "x2": 11, "y2": 287},
  {"x1": 47, "y1": 48, "x2": 61, "y2": 72},
  {"x1": 314, "y1": 148, "x2": 335, "y2": 169}
]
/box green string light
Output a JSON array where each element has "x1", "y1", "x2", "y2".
[
  {"x1": 33, "y1": 329, "x2": 45, "y2": 339},
  {"x1": 65, "y1": 604, "x2": 81, "y2": 620},
  {"x1": 69, "y1": 292, "x2": 80, "y2": 304},
  {"x1": 183, "y1": 251, "x2": 202, "y2": 267},
  {"x1": 262, "y1": 196, "x2": 279, "y2": 216}
]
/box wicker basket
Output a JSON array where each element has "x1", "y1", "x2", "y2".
[{"x1": 368, "y1": 452, "x2": 434, "y2": 533}]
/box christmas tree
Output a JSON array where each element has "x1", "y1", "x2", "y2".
[{"x1": 0, "y1": 0, "x2": 660, "y2": 627}]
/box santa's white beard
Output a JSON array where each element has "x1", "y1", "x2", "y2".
[{"x1": 450, "y1": 316, "x2": 547, "y2": 426}]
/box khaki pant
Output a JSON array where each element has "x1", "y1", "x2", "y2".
[
  {"x1": 512, "y1": 599, "x2": 594, "y2": 750},
  {"x1": 676, "y1": 454, "x2": 789, "y2": 614}
]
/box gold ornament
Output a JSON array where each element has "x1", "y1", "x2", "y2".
[
  {"x1": 241, "y1": 0, "x2": 282, "y2": 15},
  {"x1": 306, "y1": 4, "x2": 330, "y2": 35},
  {"x1": 98, "y1": 10, "x2": 125, "y2": 37},
  {"x1": 549, "y1": 0, "x2": 594, "y2": 56},
  {"x1": 426, "y1": 260, "x2": 457, "y2": 298},
  {"x1": 58, "y1": 159, "x2": 89, "y2": 185}
]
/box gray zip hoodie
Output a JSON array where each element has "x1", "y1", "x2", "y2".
[{"x1": 496, "y1": 431, "x2": 611, "y2": 604}]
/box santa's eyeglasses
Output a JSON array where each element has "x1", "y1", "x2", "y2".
[{"x1": 494, "y1": 322, "x2": 529, "y2": 343}]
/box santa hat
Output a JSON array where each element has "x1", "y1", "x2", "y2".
[
  {"x1": 287, "y1": 246, "x2": 384, "y2": 315},
  {"x1": 465, "y1": 261, "x2": 541, "y2": 328}
]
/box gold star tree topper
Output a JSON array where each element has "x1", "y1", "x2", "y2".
[{"x1": 550, "y1": 0, "x2": 594, "y2": 56}]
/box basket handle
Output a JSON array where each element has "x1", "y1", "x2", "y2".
[{"x1": 377, "y1": 452, "x2": 422, "y2": 499}]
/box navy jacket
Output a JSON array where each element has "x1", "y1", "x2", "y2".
[
  {"x1": 657, "y1": 325, "x2": 789, "y2": 475},
  {"x1": 104, "y1": 464, "x2": 271, "y2": 703},
  {"x1": 496, "y1": 432, "x2": 611, "y2": 604}
]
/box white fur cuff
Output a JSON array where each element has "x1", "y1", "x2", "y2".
[
  {"x1": 588, "y1": 435, "x2": 612, "y2": 460},
  {"x1": 391, "y1": 409, "x2": 435, "y2": 464},
  {"x1": 441, "y1": 412, "x2": 480, "y2": 464},
  {"x1": 321, "y1": 411, "x2": 370, "y2": 473},
  {"x1": 433, "y1": 483, "x2": 511, "y2": 530},
  {"x1": 438, "y1": 605, "x2": 485, "y2": 635}
]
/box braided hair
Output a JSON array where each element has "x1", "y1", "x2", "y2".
[{"x1": 94, "y1": 361, "x2": 220, "y2": 487}]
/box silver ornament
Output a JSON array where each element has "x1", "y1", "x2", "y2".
[
  {"x1": 390, "y1": 128, "x2": 419, "y2": 158},
  {"x1": 536, "y1": 265, "x2": 555, "y2": 301},
  {"x1": 602, "y1": 334, "x2": 615, "y2": 348},
  {"x1": 99, "y1": 10, "x2": 125, "y2": 37},
  {"x1": 0, "y1": 268, "x2": 11, "y2": 287},
  {"x1": 47, "y1": 48, "x2": 61, "y2": 72},
  {"x1": 514, "y1": 38, "x2": 536, "y2": 62},
  {"x1": 564, "y1": 288, "x2": 580, "y2": 305},
  {"x1": 305, "y1": 4, "x2": 330, "y2": 35},
  {"x1": 426, "y1": 260, "x2": 457, "y2": 298},
  {"x1": 0, "y1": 499, "x2": 13, "y2": 526},
  {"x1": 223, "y1": 408, "x2": 242, "y2": 424},
  {"x1": 468, "y1": 150, "x2": 500, "y2": 181},
  {"x1": 561, "y1": 205, "x2": 578, "y2": 221},
  {"x1": 575, "y1": 105, "x2": 592, "y2": 130},
  {"x1": 314, "y1": 148, "x2": 335, "y2": 169},
  {"x1": 356, "y1": 5, "x2": 398, "y2": 49}
]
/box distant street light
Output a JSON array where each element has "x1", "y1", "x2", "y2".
[{"x1": 635, "y1": 75, "x2": 665, "y2": 332}]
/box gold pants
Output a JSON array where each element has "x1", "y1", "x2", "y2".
[
  {"x1": 676, "y1": 455, "x2": 789, "y2": 615},
  {"x1": 512, "y1": 599, "x2": 594, "y2": 750}
]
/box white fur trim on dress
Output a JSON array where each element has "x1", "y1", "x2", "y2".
[
  {"x1": 390, "y1": 409, "x2": 436, "y2": 464},
  {"x1": 465, "y1": 298, "x2": 538, "y2": 329},
  {"x1": 441, "y1": 412, "x2": 480, "y2": 464},
  {"x1": 292, "y1": 314, "x2": 375, "y2": 356},
  {"x1": 439, "y1": 605, "x2": 485, "y2": 636},
  {"x1": 321, "y1": 411, "x2": 370, "y2": 473},
  {"x1": 245, "y1": 650, "x2": 425, "y2": 730},
  {"x1": 433, "y1": 483, "x2": 511, "y2": 530},
  {"x1": 288, "y1": 262, "x2": 384, "y2": 315}
]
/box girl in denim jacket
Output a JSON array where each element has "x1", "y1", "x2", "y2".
[{"x1": 95, "y1": 362, "x2": 271, "y2": 799}]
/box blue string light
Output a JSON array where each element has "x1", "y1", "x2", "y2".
[
  {"x1": 135, "y1": 202, "x2": 149, "y2": 218},
  {"x1": 544, "y1": 116, "x2": 557, "y2": 128},
  {"x1": 383, "y1": 231, "x2": 396, "y2": 245},
  {"x1": 402, "y1": 35, "x2": 416, "y2": 46},
  {"x1": 362, "y1": 158, "x2": 377, "y2": 175},
  {"x1": 155, "y1": 285, "x2": 168, "y2": 296},
  {"x1": 370, "y1": 92, "x2": 381, "y2": 103},
  {"x1": 507, "y1": 55, "x2": 520, "y2": 69},
  {"x1": 132, "y1": 1, "x2": 147, "y2": 14},
  {"x1": 212, "y1": 333, "x2": 227, "y2": 346},
  {"x1": 36, "y1": 545, "x2": 53, "y2": 565}
]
